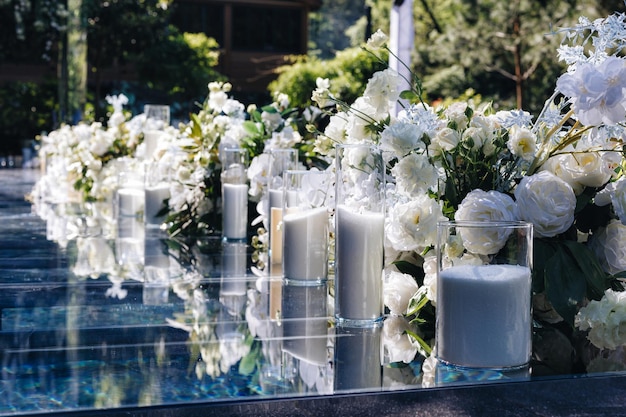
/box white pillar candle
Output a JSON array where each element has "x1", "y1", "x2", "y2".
[
  {"x1": 143, "y1": 130, "x2": 161, "y2": 160},
  {"x1": 269, "y1": 188, "x2": 283, "y2": 264},
  {"x1": 282, "y1": 207, "x2": 328, "y2": 281},
  {"x1": 222, "y1": 183, "x2": 248, "y2": 240},
  {"x1": 437, "y1": 264, "x2": 531, "y2": 368},
  {"x1": 335, "y1": 205, "x2": 384, "y2": 321},
  {"x1": 117, "y1": 188, "x2": 145, "y2": 218},
  {"x1": 145, "y1": 183, "x2": 170, "y2": 226}
]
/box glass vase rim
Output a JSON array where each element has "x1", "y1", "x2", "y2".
[{"x1": 437, "y1": 220, "x2": 533, "y2": 228}]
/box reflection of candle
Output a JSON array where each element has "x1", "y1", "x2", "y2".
[
  {"x1": 145, "y1": 183, "x2": 170, "y2": 226},
  {"x1": 282, "y1": 283, "x2": 329, "y2": 365},
  {"x1": 335, "y1": 205, "x2": 384, "y2": 321},
  {"x1": 334, "y1": 325, "x2": 382, "y2": 392},
  {"x1": 269, "y1": 189, "x2": 283, "y2": 264},
  {"x1": 221, "y1": 242, "x2": 247, "y2": 296},
  {"x1": 437, "y1": 264, "x2": 531, "y2": 368},
  {"x1": 222, "y1": 183, "x2": 248, "y2": 240},
  {"x1": 117, "y1": 188, "x2": 145, "y2": 217},
  {"x1": 143, "y1": 130, "x2": 161, "y2": 160},
  {"x1": 283, "y1": 207, "x2": 328, "y2": 281}
]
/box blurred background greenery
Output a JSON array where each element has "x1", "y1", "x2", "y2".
[{"x1": 0, "y1": 0, "x2": 623, "y2": 157}]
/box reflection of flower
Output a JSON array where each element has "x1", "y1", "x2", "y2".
[{"x1": 382, "y1": 315, "x2": 419, "y2": 364}]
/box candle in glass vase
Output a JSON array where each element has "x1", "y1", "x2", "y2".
[
  {"x1": 221, "y1": 148, "x2": 249, "y2": 241},
  {"x1": 335, "y1": 204, "x2": 384, "y2": 321},
  {"x1": 144, "y1": 183, "x2": 170, "y2": 226},
  {"x1": 282, "y1": 206, "x2": 328, "y2": 281},
  {"x1": 222, "y1": 183, "x2": 248, "y2": 240},
  {"x1": 143, "y1": 130, "x2": 161, "y2": 161},
  {"x1": 117, "y1": 188, "x2": 145, "y2": 218},
  {"x1": 437, "y1": 264, "x2": 531, "y2": 368}
]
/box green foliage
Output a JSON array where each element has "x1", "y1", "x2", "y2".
[
  {"x1": 135, "y1": 28, "x2": 226, "y2": 115},
  {"x1": 268, "y1": 46, "x2": 388, "y2": 108},
  {"x1": 0, "y1": 80, "x2": 56, "y2": 152}
]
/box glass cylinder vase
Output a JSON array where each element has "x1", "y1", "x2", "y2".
[
  {"x1": 334, "y1": 144, "x2": 385, "y2": 326},
  {"x1": 435, "y1": 220, "x2": 533, "y2": 371},
  {"x1": 221, "y1": 148, "x2": 249, "y2": 242},
  {"x1": 282, "y1": 169, "x2": 331, "y2": 284}
]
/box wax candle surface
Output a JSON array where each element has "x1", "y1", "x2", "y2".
[
  {"x1": 117, "y1": 188, "x2": 145, "y2": 217},
  {"x1": 282, "y1": 207, "x2": 328, "y2": 281},
  {"x1": 143, "y1": 130, "x2": 161, "y2": 160},
  {"x1": 222, "y1": 183, "x2": 248, "y2": 239},
  {"x1": 145, "y1": 183, "x2": 170, "y2": 225},
  {"x1": 335, "y1": 205, "x2": 384, "y2": 321},
  {"x1": 437, "y1": 264, "x2": 531, "y2": 368}
]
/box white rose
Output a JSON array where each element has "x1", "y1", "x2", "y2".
[
  {"x1": 454, "y1": 189, "x2": 519, "y2": 255},
  {"x1": 589, "y1": 219, "x2": 626, "y2": 275},
  {"x1": 515, "y1": 171, "x2": 576, "y2": 238},
  {"x1": 444, "y1": 102, "x2": 469, "y2": 130},
  {"x1": 433, "y1": 127, "x2": 460, "y2": 151},
  {"x1": 383, "y1": 269, "x2": 419, "y2": 316}
]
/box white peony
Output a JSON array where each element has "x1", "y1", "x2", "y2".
[
  {"x1": 386, "y1": 195, "x2": 445, "y2": 252},
  {"x1": 391, "y1": 153, "x2": 439, "y2": 197},
  {"x1": 379, "y1": 119, "x2": 425, "y2": 158},
  {"x1": 514, "y1": 171, "x2": 576, "y2": 238}
]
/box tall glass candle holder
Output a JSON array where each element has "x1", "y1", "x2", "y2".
[
  {"x1": 221, "y1": 148, "x2": 249, "y2": 241},
  {"x1": 334, "y1": 144, "x2": 385, "y2": 326},
  {"x1": 282, "y1": 169, "x2": 331, "y2": 284},
  {"x1": 143, "y1": 104, "x2": 170, "y2": 161},
  {"x1": 144, "y1": 161, "x2": 171, "y2": 228},
  {"x1": 268, "y1": 148, "x2": 298, "y2": 265},
  {"x1": 436, "y1": 220, "x2": 533, "y2": 371},
  {"x1": 115, "y1": 161, "x2": 145, "y2": 219}
]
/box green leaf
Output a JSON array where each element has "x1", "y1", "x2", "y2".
[
  {"x1": 544, "y1": 243, "x2": 588, "y2": 326},
  {"x1": 189, "y1": 113, "x2": 202, "y2": 138},
  {"x1": 533, "y1": 239, "x2": 557, "y2": 294},
  {"x1": 399, "y1": 90, "x2": 419, "y2": 101},
  {"x1": 238, "y1": 351, "x2": 257, "y2": 376},
  {"x1": 562, "y1": 240, "x2": 607, "y2": 301},
  {"x1": 392, "y1": 260, "x2": 425, "y2": 282},
  {"x1": 242, "y1": 120, "x2": 262, "y2": 136}
]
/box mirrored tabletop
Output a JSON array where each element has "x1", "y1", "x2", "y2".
[{"x1": 2, "y1": 169, "x2": 626, "y2": 417}]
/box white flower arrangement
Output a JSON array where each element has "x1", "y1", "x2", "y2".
[{"x1": 310, "y1": 11, "x2": 626, "y2": 366}]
